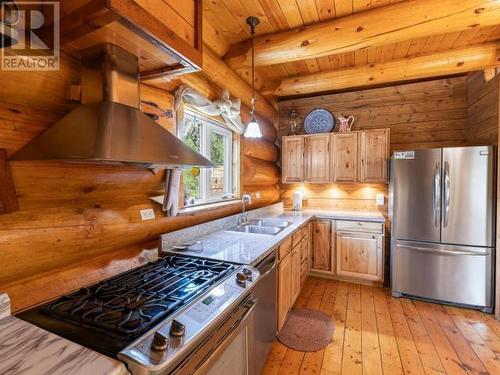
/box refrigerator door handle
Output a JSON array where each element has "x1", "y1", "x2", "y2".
[
  {"x1": 443, "y1": 160, "x2": 450, "y2": 227},
  {"x1": 433, "y1": 163, "x2": 441, "y2": 227},
  {"x1": 395, "y1": 243, "x2": 488, "y2": 256}
]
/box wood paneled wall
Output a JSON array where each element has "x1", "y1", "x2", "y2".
[
  {"x1": 278, "y1": 77, "x2": 471, "y2": 213},
  {"x1": 467, "y1": 71, "x2": 500, "y2": 145},
  {"x1": 0, "y1": 53, "x2": 278, "y2": 312}
]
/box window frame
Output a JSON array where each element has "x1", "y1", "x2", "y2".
[{"x1": 181, "y1": 108, "x2": 237, "y2": 207}]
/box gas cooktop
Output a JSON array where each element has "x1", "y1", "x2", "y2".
[{"x1": 17, "y1": 255, "x2": 237, "y2": 356}]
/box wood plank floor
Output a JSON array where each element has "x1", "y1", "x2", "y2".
[{"x1": 261, "y1": 277, "x2": 500, "y2": 375}]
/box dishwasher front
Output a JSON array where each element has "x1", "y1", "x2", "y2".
[{"x1": 252, "y1": 250, "x2": 277, "y2": 375}]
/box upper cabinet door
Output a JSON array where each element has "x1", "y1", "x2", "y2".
[
  {"x1": 332, "y1": 133, "x2": 358, "y2": 182},
  {"x1": 360, "y1": 130, "x2": 390, "y2": 182},
  {"x1": 282, "y1": 136, "x2": 304, "y2": 183},
  {"x1": 305, "y1": 135, "x2": 330, "y2": 183}
]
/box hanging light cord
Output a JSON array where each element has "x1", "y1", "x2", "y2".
[{"x1": 250, "y1": 23, "x2": 256, "y2": 117}]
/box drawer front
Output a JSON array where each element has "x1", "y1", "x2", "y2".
[
  {"x1": 278, "y1": 236, "x2": 292, "y2": 261},
  {"x1": 292, "y1": 230, "x2": 303, "y2": 248},
  {"x1": 336, "y1": 220, "x2": 383, "y2": 233}
]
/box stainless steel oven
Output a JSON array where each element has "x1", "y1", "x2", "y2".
[{"x1": 172, "y1": 296, "x2": 256, "y2": 375}]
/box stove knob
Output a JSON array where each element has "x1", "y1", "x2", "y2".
[
  {"x1": 236, "y1": 272, "x2": 247, "y2": 286},
  {"x1": 170, "y1": 319, "x2": 186, "y2": 337},
  {"x1": 151, "y1": 331, "x2": 169, "y2": 351},
  {"x1": 242, "y1": 268, "x2": 253, "y2": 281}
]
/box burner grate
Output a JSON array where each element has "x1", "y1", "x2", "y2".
[{"x1": 41, "y1": 255, "x2": 236, "y2": 338}]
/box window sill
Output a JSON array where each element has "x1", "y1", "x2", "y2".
[{"x1": 178, "y1": 199, "x2": 241, "y2": 215}]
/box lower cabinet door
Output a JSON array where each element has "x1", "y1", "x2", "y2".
[
  {"x1": 278, "y1": 253, "x2": 292, "y2": 331},
  {"x1": 312, "y1": 220, "x2": 332, "y2": 271},
  {"x1": 336, "y1": 232, "x2": 383, "y2": 281},
  {"x1": 291, "y1": 245, "x2": 302, "y2": 304}
]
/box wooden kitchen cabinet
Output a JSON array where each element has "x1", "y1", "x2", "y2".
[
  {"x1": 332, "y1": 133, "x2": 358, "y2": 182},
  {"x1": 291, "y1": 244, "x2": 302, "y2": 305},
  {"x1": 282, "y1": 136, "x2": 304, "y2": 183},
  {"x1": 359, "y1": 130, "x2": 390, "y2": 182},
  {"x1": 281, "y1": 129, "x2": 389, "y2": 183},
  {"x1": 311, "y1": 220, "x2": 332, "y2": 272},
  {"x1": 336, "y1": 231, "x2": 384, "y2": 281},
  {"x1": 305, "y1": 135, "x2": 330, "y2": 183},
  {"x1": 277, "y1": 252, "x2": 292, "y2": 331}
]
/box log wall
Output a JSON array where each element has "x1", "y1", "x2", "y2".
[
  {"x1": 278, "y1": 76, "x2": 471, "y2": 213},
  {"x1": 0, "y1": 53, "x2": 279, "y2": 312}
]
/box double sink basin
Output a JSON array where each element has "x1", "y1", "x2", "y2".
[{"x1": 227, "y1": 218, "x2": 291, "y2": 236}]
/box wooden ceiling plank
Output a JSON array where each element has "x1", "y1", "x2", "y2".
[
  {"x1": 276, "y1": 0, "x2": 303, "y2": 28},
  {"x1": 436, "y1": 31, "x2": 463, "y2": 51},
  {"x1": 352, "y1": 0, "x2": 371, "y2": 13},
  {"x1": 315, "y1": 0, "x2": 336, "y2": 21},
  {"x1": 367, "y1": 47, "x2": 383, "y2": 64},
  {"x1": 225, "y1": 0, "x2": 500, "y2": 68},
  {"x1": 274, "y1": 42, "x2": 500, "y2": 96},
  {"x1": 236, "y1": 0, "x2": 276, "y2": 35},
  {"x1": 354, "y1": 48, "x2": 369, "y2": 66},
  {"x1": 296, "y1": 0, "x2": 321, "y2": 25},
  {"x1": 257, "y1": 0, "x2": 290, "y2": 31},
  {"x1": 380, "y1": 43, "x2": 397, "y2": 62},
  {"x1": 392, "y1": 40, "x2": 412, "y2": 59},
  {"x1": 333, "y1": 0, "x2": 353, "y2": 17},
  {"x1": 452, "y1": 28, "x2": 482, "y2": 49}
]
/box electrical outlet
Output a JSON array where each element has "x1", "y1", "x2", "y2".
[
  {"x1": 140, "y1": 208, "x2": 155, "y2": 221},
  {"x1": 255, "y1": 192, "x2": 261, "y2": 199},
  {"x1": 376, "y1": 194, "x2": 385, "y2": 206}
]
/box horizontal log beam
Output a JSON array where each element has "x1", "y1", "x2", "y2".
[
  {"x1": 274, "y1": 43, "x2": 500, "y2": 97},
  {"x1": 242, "y1": 156, "x2": 279, "y2": 186},
  {"x1": 225, "y1": 0, "x2": 500, "y2": 68},
  {"x1": 242, "y1": 138, "x2": 278, "y2": 162},
  {"x1": 201, "y1": 46, "x2": 278, "y2": 123}
]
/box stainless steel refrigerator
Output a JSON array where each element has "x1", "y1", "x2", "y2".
[{"x1": 390, "y1": 146, "x2": 496, "y2": 312}]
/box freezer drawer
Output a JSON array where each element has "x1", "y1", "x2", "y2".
[{"x1": 392, "y1": 240, "x2": 494, "y2": 309}]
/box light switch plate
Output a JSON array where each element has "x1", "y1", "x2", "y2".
[
  {"x1": 140, "y1": 208, "x2": 155, "y2": 221},
  {"x1": 376, "y1": 193, "x2": 385, "y2": 206}
]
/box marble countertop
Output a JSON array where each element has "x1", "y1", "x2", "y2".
[
  {"x1": 163, "y1": 206, "x2": 385, "y2": 266},
  {"x1": 0, "y1": 316, "x2": 130, "y2": 375}
]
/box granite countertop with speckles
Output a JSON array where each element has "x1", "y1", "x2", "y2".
[
  {"x1": 162, "y1": 204, "x2": 385, "y2": 266},
  {"x1": 0, "y1": 315, "x2": 130, "y2": 375}
]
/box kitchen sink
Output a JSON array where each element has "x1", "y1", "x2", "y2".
[
  {"x1": 227, "y1": 225, "x2": 284, "y2": 235},
  {"x1": 226, "y1": 217, "x2": 291, "y2": 236},
  {"x1": 248, "y1": 219, "x2": 291, "y2": 228}
]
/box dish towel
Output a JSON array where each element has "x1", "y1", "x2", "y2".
[{"x1": 163, "y1": 169, "x2": 182, "y2": 216}]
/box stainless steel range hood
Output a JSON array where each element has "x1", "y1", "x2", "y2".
[{"x1": 10, "y1": 44, "x2": 213, "y2": 169}]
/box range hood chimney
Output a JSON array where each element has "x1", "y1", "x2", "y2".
[{"x1": 10, "y1": 43, "x2": 214, "y2": 169}]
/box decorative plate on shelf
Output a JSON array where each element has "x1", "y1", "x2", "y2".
[{"x1": 303, "y1": 109, "x2": 334, "y2": 134}]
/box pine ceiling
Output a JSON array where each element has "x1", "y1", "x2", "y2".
[{"x1": 202, "y1": 0, "x2": 500, "y2": 98}]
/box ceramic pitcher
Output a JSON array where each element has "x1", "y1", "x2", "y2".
[{"x1": 337, "y1": 115, "x2": 355, "y2": 132}]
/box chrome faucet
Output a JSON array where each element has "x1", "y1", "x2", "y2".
[{"x1": 238, "y1": 194, "x2": 252, "y2": 226}]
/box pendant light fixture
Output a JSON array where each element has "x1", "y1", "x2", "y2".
[{"x1": 243, "y1": 16, "x2": 262, "y2": 138}]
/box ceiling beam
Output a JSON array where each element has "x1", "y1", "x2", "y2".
[
  {"x1": 142, "y1": 45, "x2": 278, "y2": 124},
  {"x1": 273, "y1": 42, "x2": 500, "y2": 97},
  {"x1": 225, "y1": 0, "x2": 500, "y2": 68}
]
